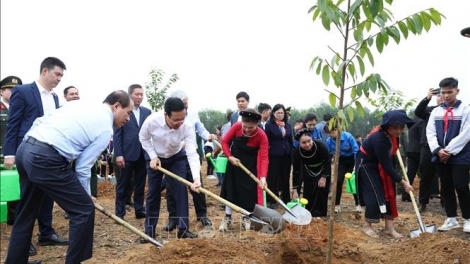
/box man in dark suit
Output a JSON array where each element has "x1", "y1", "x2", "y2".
[
  {"x1": 1, "y1": 76, "x2": 22, "y2": 226},
  {"x1": 3, "y1": 57, "x2": 69, "y2": 259},
  {"x1": 114, "y1": 84, "x2": 151, "y2": 219}
]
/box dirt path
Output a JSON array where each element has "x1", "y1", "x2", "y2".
[{"x1": 1, "y1": 164, "x2": 469, "y2": 263}]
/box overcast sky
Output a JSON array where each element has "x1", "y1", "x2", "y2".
[{"x1": 1, "y1": 0, "x2": 468, "y2": 112}]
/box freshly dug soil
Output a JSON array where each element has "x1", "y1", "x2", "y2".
[{"x1": 1, "y1": 163, "x2": 469, "y2": 263}]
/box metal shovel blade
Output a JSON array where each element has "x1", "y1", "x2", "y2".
[
  {"x1": 410, "y1": 224, "x2": 437, "y2": 238},
  {"x1": 250, "y1": 204, "x2": 286, "y2": 234},
  {"x1": 282, "y1": 204, "x2": 312, "y2": 225}
]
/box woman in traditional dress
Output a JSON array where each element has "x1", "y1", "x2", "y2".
[
  {"x1": 219, "y1": 108, "x2": 268, "y2": 231},
  {"x1": 356, "y1": 109, "x2": 414, "y2": 238},
  {"x1": 291, "y1": 128, "x2": 331, "y2": 217}
]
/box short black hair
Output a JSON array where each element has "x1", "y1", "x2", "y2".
[
  {"x1": 164, "y1": 97, "x2": 185, "y2": 116},
  {"x1": 257, "y1": 103, "x2": 271, "y2": 113},
  {"x1": 323, "y1": 113, "x2": 333, "y2": 122},
  {"x1": 236, "y1": 91, "x2": 250, "y2": 101},
  {"x1": 304, "y1": 113, "x2": 318, "y2": 123},
  {"x1": 103, "y1": 90, "x2": 131, "y2": 107},
  {"x1": 63, "y1": 86, "x2": 77, "y2": 96},
  {"x1": 439, "y1": 77, "x2": 458, "y2": 89},
  {"x1": 128, "y1": 84, "x2": 143, "y2": 94},
  {"x1": 40, "y1": 57, "x2": 66, "y2": 74}
]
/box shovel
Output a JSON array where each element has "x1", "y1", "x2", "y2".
[
  {"x1": 396, "y1": 153, "x2": 437, "y2": 237},
  {"x1": 94, "y1": 203, "x2": 164, "y2": 247},
  {"x1": 213, "y1": 141, "x2": 310, "y2": 225},
  {"x1": 157, "y1": 166, "x2": 286, "y2": 233}
]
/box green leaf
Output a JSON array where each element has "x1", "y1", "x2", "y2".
[
  {"x1": 309, "y1": 56, "x2": 319, "y2": 70},
  {"x1": 381, "y1": 31, "x2": 389, "y2": 45},
  {"x1": 369, "y1": 74, "x2": 378, "y2": 92},
  {"x1": 307, "y1": 5, "x2": 318, "y2": 14},
  {"x1": 356, "y1": 83, "x2": 363, "y2": 96},
  {"x1": 353, "y1": 29, "x2": 362, "y2": 42},
  {"x1": 369, "y1": 0, "x2": 382, "y2": 18},
  {"x1": 312, "y1": 7, "x2": 321, "y2": 21},
  {"x1": 347, "y1": 107, "x2": 355, "y2": 122},
  {"x1": 365, "y1": 47, "x2": 374, "y2": 66},
  {"x1": 349, "y1": 0, "x2": 363, "y2": 16},
  {"x1": 321, "y1": 14, "x2": 331, "y2": 30},
  {"x1": 406, "y1": 18, "x2": 417, "y2": 34},
  {"x1": 348, "y1": 63, "x2": 356, "y2": 79},
  {"x1": 332, "y1": 70, "x2": 343, "y2": 87},
  {"x1": 362, "y1": 2, "x2": 372, "y2": 19},
  {"x1": 337, "y1": 109, "x2": 346, "y2": 120},
  {"x1": 398, "y1": 21, "x2": 409, "y2": 39},
  {"x1": 429, "y1": 8, "x2": 443, "y2": 25},
  {"x1": 388, "y1": 26, "x2": 400, "y2": 44},
  {"x1": 356, "y1": 56, "x2": 365, "y2": 76},
  {"x1": 328, "y1": 93, "x2": 337, "y2": 107},
  {"x1": 376, "y1": 32, "x2": 384, "y2": 53},
  {"x1": 365, "y1": 21, "x2": 372, "y2": 31},
  {"x1": 412, "y1": 14, "x2": 423, "y2": 33},
  {"x1": 351, "y1": 86, "x2": 357, "y2": 99},
  {"x1": 355, "y1": 101, "x2": 365, "y2": 117},
  {"x1": 316, "y1": 60, "x2": 323, "y2": 75},
  {"x1": 367, "y1": 37, "x2": 374, "y2": 46},
  {"x1": 420, "y1": 12, "x2": 432, "y2": 32},
  {"x1": 322, "y1": 65, "x2": 330, "y2": 86}
]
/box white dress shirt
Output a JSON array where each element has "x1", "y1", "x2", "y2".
[
  {"x1": 36, "y1": 81, "x2": 56, "y2": 117},
  {"x1": 139, "y1": 112, "x2": 201, "y2": 182},
  {"x1": 133, "y1": 106, "x2": 140, "y2": 126},
  {"x1": 27, "y1": 101, "x2": 114, "y2": 195}
]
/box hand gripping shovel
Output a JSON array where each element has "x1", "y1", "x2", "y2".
[
  {"x1": 396, "y1": 153, "x2": 437, "y2": 238},
  {"x1": 94, "y1": 203, "x2": 163, "y2": 247},
  {"x1": 157, "y1": 166, "x2": 286, "y2": 234},
  {"x1": 213, "y1": 140, "x2": 311, "y2": 225}
]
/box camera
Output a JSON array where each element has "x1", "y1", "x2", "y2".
[{"x1": 431, "y1": 87, "x2": 441, "y2": 95}]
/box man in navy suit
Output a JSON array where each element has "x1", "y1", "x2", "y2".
[
  {"x1": 3, "y1": 57, "x2": 69, "y2": 259},
  {"x1": 114, "y1": 84, "x2": 151, "y2": 219}
]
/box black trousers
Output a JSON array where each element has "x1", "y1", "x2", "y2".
[
  {"x1": 335, "y1": 155, "x2": 359, "y2": 206},
  {"x1": 402, "y1": 152, "x2": 420, "y2": 200},
  {"x1": 146, "y1": 151, "x2": 190, "y2": 235},
  {"x1": 6, "y1": 140, "x2": 94, "y2": 264},
  {"x1": 166, "y1": 162, "x2": 207, "y2": 220},
  {"x1": 267, "y1": 155, "x2": 292, "y2": 204},
  {"x1": 419, "y1": 145, "x2": 437, "y2": 205},
  {"x1": 115, "y1": 152, "x2": 147, "y2": 217},
  {"x1": 435, "y1": 163, "x2": 470, "y2": 219}
]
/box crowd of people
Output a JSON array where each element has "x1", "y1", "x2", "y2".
[{"x1": 1, "y1": 56, "x2": 469, "y2": 263}]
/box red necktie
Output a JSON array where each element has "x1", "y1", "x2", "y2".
[{"x1": 443, "y1": 107, "x2": 454, "y2": 132}]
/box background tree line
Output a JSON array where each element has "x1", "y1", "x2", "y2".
[{"x1": 198, "y1": 102, "x2": 382, "y2": 137}]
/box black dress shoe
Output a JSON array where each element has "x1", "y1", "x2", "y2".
[
  {"x1": 38, "y1": 233, "x2": 69, "y2": 246},
  {"x1": 29, "y1": 243, "x2": 37, "y2": 256},
  {"x1": 162, "y1": 220, "x2": 177, "y2": 231},
  {"x1": 198, "y1": 217, "x2": 212, "y2": 227},
  {"x1": 418, "y1": 204, "x2": 427, "y2": 212},
  {"x1": 135, "y1": 212, "x2": 146, "y2": 219},
  {"x1": 28, "y1": 260, "x2": 42, "y2": 264},
  {"x1": 177, "y1": 229, "x2": 198, "y2": 239}
]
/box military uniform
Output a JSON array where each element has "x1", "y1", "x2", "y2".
[{"x1": 0, "y1": 76, "x2": 23, "y2": 226}]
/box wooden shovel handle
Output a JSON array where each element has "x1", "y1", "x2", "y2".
[
  {"x1": 94, "y1": 202, "x2": 163, "y2": 248},
  {"x1": 157, "y1": 166, "x2": 250, "y2": 216}
]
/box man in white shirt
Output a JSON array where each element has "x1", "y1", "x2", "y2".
[
  {"x1": 139, "y1": 97, "x2": 201, "y2": 241},
  {"x1": 159, "y1": 90, "x2": 216, "y2": 231},
  {"x1": 5, "y1": 90, "x2": 134, "y2": 264}
]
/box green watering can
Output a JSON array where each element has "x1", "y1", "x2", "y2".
[
  {"x1": 287, "y1": 198, "x2": 308, "y2": 209},
  {"x1": 345, "y1": 171, "x2": 356, "y2": 194},
  {"x1": 0, "y1": 164, "x2": 20, "y2": 202},
  {"x1": 205, "y1": 153, "x2": 228, "y2": 174}
]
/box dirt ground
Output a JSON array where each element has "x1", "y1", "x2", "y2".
[{"x1": 1, "y1": 162, "x2": 469, "y2": 264}]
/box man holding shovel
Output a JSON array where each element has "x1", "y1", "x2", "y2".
[{"x1": 139, "y1": 97, "x2": 201, "y2": 241}]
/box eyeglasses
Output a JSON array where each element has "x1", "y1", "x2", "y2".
[
  {"x1": 274, "y1": 112, "x2": 284, "y2": 115},
  {"x1": 167, "y1": 116, "x2": 185, "y2": 124}
]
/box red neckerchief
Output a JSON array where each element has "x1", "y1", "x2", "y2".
[
  {"x1": 443, "y1": 106, "x2": 454, "y2": 133},
  {"x1": 361, "y1": 127, "x2": 399, "y2": 219}
]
